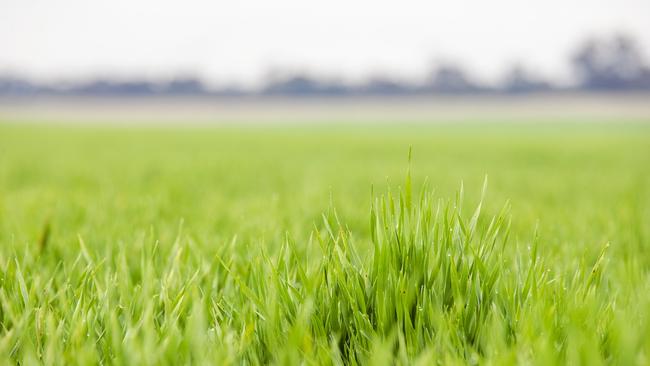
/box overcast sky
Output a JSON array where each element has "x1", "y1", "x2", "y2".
[{"x1": 2, "y1": 0, "x2": 650, "y2": 86}]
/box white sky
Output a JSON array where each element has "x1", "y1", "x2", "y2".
[{"x1": 1, "y1": 0, "x2": 649, "y2": 87}]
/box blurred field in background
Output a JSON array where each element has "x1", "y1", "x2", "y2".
[
  {"x1": 1, "y1": 118, "x2": 648, "y2": 243},
  {"x1": 0, "y1": 118, "x2": 648, "y2": 244}
]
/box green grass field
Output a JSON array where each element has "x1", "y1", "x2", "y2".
[{"x1": 1, "y1": 121, "x2": 649, "y2": 364}]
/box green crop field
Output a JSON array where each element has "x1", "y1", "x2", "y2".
[{"x1": 1, "y1": 121, "x2": 649, "y2": 365}]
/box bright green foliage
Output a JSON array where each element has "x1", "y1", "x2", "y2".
[{"x1": 0, "y1": 122, "x2": 649, "y2": 364}]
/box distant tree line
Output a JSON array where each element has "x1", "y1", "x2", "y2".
[{"x1": 2, "y1": 34, "x2": 650, "y2": 97}]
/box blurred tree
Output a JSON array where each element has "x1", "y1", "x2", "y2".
[
  {"x1": 163, "y1": 77, "x2": 206, "y2": 95},
  {"x1": 358, "y1": 77, "x2": 414, "y2": 95},
  {"x1": 572, "y1": 34, "x2": 650, "y2": 90},
  {"x1": 262, "y1": 73, "x2": 348, "y2": 96},
  {"x1": 501, "y1": 64, "x2": 552, "y2": 93},
  {"x1": 0, "y1": 75, "x2": 39, "y2": 95},
  {"x1": 425, "y1": 64, "x2": 482, "y2": 94}
]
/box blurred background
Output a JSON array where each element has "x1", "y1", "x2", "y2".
[{"x1": 1, "y1": 0, "x2": 650, "y2": 123}]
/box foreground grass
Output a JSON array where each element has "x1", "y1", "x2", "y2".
[{"x1": 0, "y1": 122, "x2": 649, "y2": 364}]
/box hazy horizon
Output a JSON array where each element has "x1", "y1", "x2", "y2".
[{"x1": 2, "y1": 0, "x2": 650, "y2": 87}]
